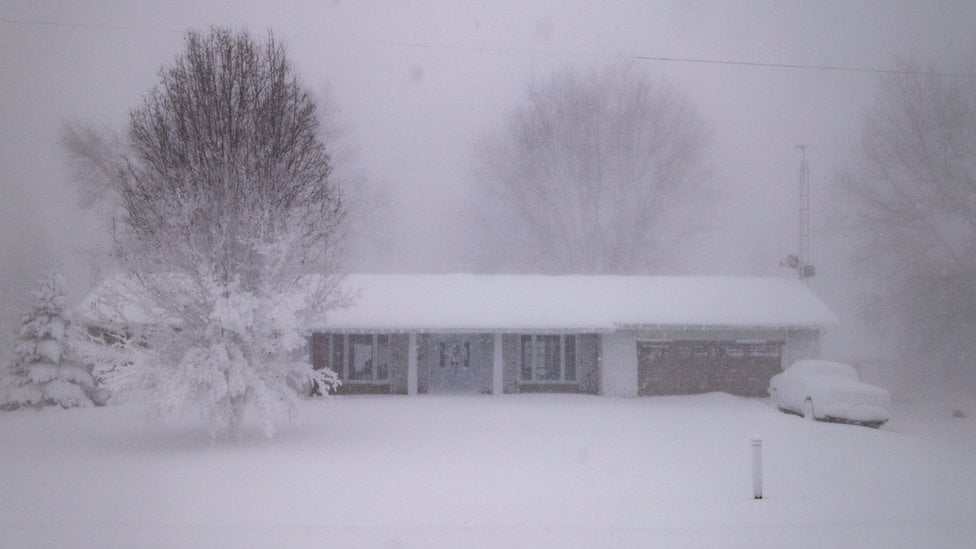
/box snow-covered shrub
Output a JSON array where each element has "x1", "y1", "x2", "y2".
[
  {"x1": 89, "y1": 273, "x2": 340, "y2": 438},
  {"x1": 0, "y1": 273, "x2": 96, "y2": 410}
]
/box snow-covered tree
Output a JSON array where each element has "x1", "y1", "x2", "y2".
[
  {"x1": 66, "y1": 27, "x2": 345, "y2": 438},
  {"x1": 472, "y1": 62, "x2": 711, "y2": 274},
  {"x1": 0, "y1": 273, "x2": 95, "y2": 409},
  {"x1": 837, "y1": 56, "x2": 976, "y2": 391}
]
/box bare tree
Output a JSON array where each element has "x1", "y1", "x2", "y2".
[
  {"x1": 71, "y1": 28, "x2": 347, "y2": 438},
  {"x1": 62, "y1": 85, "x2": 388, "y2": 280},
  {"x1": 473, "y1": 63, "x2": 710, "y2": 274},
  {"x1": 837, "y1": 57, "x2": 976, "y2": 391},
  {"x1": 61, "y1": 122, "x2": 126, "y2": 214}
]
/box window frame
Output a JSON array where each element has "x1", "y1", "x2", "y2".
[{"x1": 519, "y1": 334, "x2": 579, "y2": 383}]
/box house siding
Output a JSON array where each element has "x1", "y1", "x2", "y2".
[
  {"x1": 629, "y1": 326, "x2": 814, "y2": 370},
  {"x1": 627, "y1": 327, "x2": 815, "y2": 398}
]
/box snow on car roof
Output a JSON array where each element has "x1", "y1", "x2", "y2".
[{"x1": 313, "y1": 274, "x2": 839, "y2": 332}]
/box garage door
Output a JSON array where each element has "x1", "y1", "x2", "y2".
[{"x1": 638, "y1": 341, "x2": 782, "y2": 397}]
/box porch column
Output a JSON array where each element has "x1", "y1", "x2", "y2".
[
  {"x1": 407, "y1": 332, "x2": 418, "y2": 395},
  {"x1": 492, "y1": 332, "x2": 504, "y2": 395},
  {"x1": 600, "y1": 331, "x2": 638, "y2": 397}
]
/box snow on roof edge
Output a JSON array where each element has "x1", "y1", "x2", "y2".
[{"x1": 311, "y1": 274, "x2": 839, "y2": 332}]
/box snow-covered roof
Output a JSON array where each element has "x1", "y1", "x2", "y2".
[{"x1": 313, "y1": 274, "x2": 838, "y2": 332}]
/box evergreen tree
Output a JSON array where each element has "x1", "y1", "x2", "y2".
[{"x1": 0, "y1": 273, "x2": 95, "y2": 409}]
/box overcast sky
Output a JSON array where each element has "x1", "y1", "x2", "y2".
[{"x1": 2, "y1": 0, "x2": 975, "y2": 358}]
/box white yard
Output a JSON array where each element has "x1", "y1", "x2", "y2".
[{"x1": 1, "y1": 393, "x2": 974, "y2": 548}]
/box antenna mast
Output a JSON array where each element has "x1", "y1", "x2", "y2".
[
  {"x1": 781, "y1": 146, "x2": 815, "y2": 280},
  {"x1": 797, "y1": 145, "x2": 813, "y2": 280}
]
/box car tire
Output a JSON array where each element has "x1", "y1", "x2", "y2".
[{"x1": 803, "y1": 399, "x2": 816, "y2": 421}]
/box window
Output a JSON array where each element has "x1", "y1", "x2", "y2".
[
  {"x1": 376, "y1": 335, "x2": 390, "y2": 379},
  {"x1": 331, "y1": 334, "x2": 389, "y2": 382},
  {"x1": 520, "y1": 337, "x2": 533, "y2": 380},
  {"x1": 564, "y1": 335, "x2": 576, "y2": 381},
  {"x1": 520, "y1": 334, "x2": 578, "y2": 382},
  {"x1": 348, "y1": 335, "x2": 374, "y2": 380},
  {"x1": 537, "y1": 335, "x2": 561, "y2": 381}
]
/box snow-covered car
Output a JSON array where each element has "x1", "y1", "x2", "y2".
[{"x1": 768, "y1": 360, "x2": 890, "y2": 428}]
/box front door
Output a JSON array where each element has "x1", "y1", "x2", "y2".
[{"x1": 428, "y1": 334, "x2": 481, "y2": 393}]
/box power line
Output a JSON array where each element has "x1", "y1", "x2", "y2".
[
  {"x1": 0, "y1": 15, "x2": 180, "y2": 34},
  {"x1": 2, "y1": 14, "x2": 973, "y2": 78},
  {"x1": 633, "y1": 54, "x2": 975, "y2": 78},
  {"x1": 320, "y1": 37, "x2": 610, "y2": 59}
]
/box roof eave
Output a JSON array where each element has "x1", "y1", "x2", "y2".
[
  {"x1": 310, "y1": 326, "x2": 617, "y2": 334},
  {"x1": 613, "y1": 323, "x2": 832, "y2": 331}
]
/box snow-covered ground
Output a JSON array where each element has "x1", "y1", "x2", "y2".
[{"x1": 1, "y1": 393, "x2": 974, "y2": 548}]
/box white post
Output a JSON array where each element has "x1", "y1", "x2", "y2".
[
  {"x1": 751, "y1": 436, "x2": 763, "y2": 499},
  {"x1": 407, "y1": 332, "x2": 418, "y2": 396},
  {"x1": 492, "y1": 332, "x2": 504, "y2": 395}
]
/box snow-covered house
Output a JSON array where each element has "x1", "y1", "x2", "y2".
[{"x1": 312, "y1": 274, "x2": 837, "y2": 398}]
